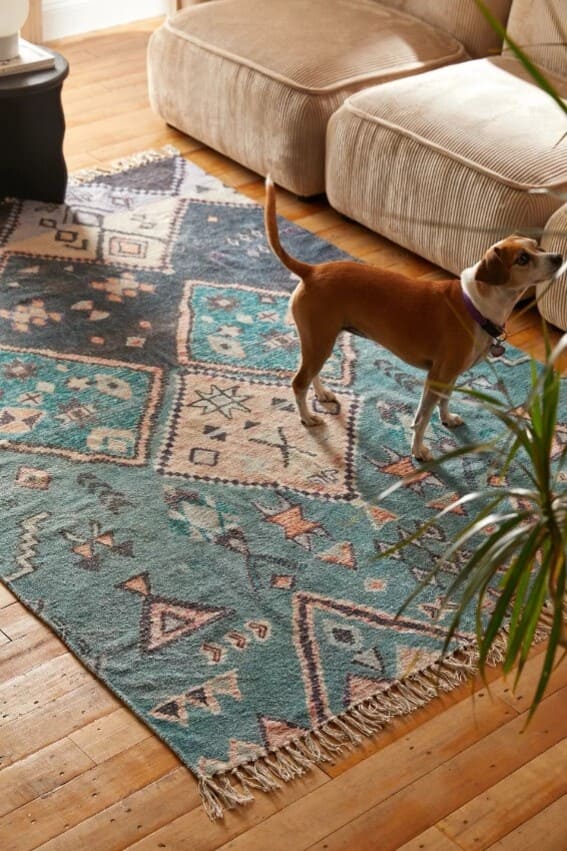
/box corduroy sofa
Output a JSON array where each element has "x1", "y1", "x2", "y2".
[
  {"x1": 326, "y1": 0, "x2": 567, "y2": 329},
  {"x1": 148, "y1": 0, "x2": 567, "y2": 330}
]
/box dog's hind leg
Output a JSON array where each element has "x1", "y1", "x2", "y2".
[
  {"x1": 292, "y1": 337, "x2": 337, "y2": 427},
  {"x1": 312, "y1": 375, "x2": 338, "y2": 405}
]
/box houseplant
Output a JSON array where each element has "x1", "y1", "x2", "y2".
[{"x1": 380, "y1": 334, "x2": 566, "y2": 720}]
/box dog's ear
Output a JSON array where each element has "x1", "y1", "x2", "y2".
[{"x1": 475, "y1": 246, "x2": 509, "y2": 286}]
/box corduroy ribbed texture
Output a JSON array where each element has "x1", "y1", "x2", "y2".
[
  {"x1": 325, "y1": 45, "x2": 567, "y2": 279},
  {"x1": 147, "y1": 0, "x2": 468, "y2": 195},
  {"x1": 377, "y1": 0, "x2": 512, "y2": 58},
  {"x1": 539, "y1": 203, "x2": 567, "y2": 331},
  {"x1": 332, "y1": 57, "x2": 567, "y2": 192},
  {"x1": 504, "y1": 0, "x2": 566, "y2": 77},
  {"x1": 326, "y1": 106, "x2": 562, "y2": 274}
]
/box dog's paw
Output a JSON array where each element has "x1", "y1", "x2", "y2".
[
  {"x1": 301, "y1": 413, "x2": 325, "y2": 427},
  {"x1": 442, "y1": 413, "x2": 464, "y2": 428},
  {"x1": 316, "y1": 389, "x2": 338, "y2": 404},
  {"x1": 412, "y1": 443, "x2": 433, "y2": 462}
]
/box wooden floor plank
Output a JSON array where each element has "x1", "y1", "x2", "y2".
[
  {"x1": 124, "y1": 769, "x2": 329, "y2": 851},
  {"x1": 68, "y1": 707, "x2": 152, "y2": 765},
  {"x1": 0, "y1": 625, "x2": 67, "y2": 682},
  {"x1": 0, "y1": 738, "x2": 94, "y2": 818},
  {"x1": 0, "y1": 683, "x2": 118, "y2": 768},
  {"x1": 439, "y1": 738, "x2": 567, "y2": 849},
  {"x1": 485, "y1": 795, "x2": 567, "y2": 850},
  {"x1": 0, "y1": 654, "x2": 93, "y2": 728},
  {"x1": 0, "y1": 601, "x2": 42, "y2": 641},
  {"x1": 300, "y1": 688, "x2": 567, "y2": 851},
  {"x1": 0, "y1": 585, "x2": 16, "y2": 607},
  {"x1": 0, "y1": 737, "x2": 179, "y2": 851},
  {"x1": 35, "y1": 768, "x2": 200, "y2": 851},
  {"x1": 491, "y1": 641, "x2": 567, "y2": 711},
  {"x1": 396, "y1": 825, "x2": 462, "y2": 851}
]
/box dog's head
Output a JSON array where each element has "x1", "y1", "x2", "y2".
[{"x1": 476, "y1": 236, "x2": 563, "y2": 290}]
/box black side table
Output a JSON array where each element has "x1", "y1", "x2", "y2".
[{"x1": 0, "y1": 50, "x2": 69, "y2": 204}]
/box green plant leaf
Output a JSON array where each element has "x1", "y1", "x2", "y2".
[
  {"x1": 526, "y1": 592, "x2": 565, "y2": 723},
  {"x1": 478, "y1": 526, "x2": 542, "y2": 670}
]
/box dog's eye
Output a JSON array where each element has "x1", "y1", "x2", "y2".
[{"x1": 516, "y1": 252, "x2": 530, "y2": 266}]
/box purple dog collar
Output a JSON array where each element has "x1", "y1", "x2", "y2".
[
  {"x1": 461, "y1": 289, "x2": 505, "y2": 340},
  {"x1": 461, "y1": 289, "x2": 506, "y2": 357}
]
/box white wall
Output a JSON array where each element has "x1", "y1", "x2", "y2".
[{"x1": 43, "y1": 0, "x2": 169, "y2": 41}]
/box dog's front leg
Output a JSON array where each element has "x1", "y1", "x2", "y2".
[
  {"x1": 411, "y1": 382, "x2": 438, "y2": 462},
  {"x1": 438, "y1": 390, "x2": 464, "y2": 429}
]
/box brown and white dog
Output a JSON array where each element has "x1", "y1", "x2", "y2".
[{"x1": 264, "y1": 177, "x2": 563, "y2": 461}]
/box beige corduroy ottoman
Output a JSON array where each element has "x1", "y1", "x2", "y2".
[
  {"x1": 147, "y1": 0, "x2": 470, "y2": 196},
  {"x1": 325, "y1": 55, "x2": 567, "y2": 280},
  {"x1": 540, "y1": 204, "x2": 567, "y2": 332}
]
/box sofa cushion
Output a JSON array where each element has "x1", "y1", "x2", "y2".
[
  {"x1": 162, "y1": 0, "x2": 467, "y2": 88},
  {"x1": 147, "y1": 0, "x2": 467, "y2": 195},
  {"x1": 378, "y1": 0, "x2": 513, "y2": 58},
  {"x1": 504, "y1": 0, "x2": 566, "y2": 78},
  {"x1": 337, "y1": 56, "x2": 567, "y2": 191},
  {"x1": 325, "y1": 56, "x2": 567, "y2": 273},
  {"x1": 539, "y1": 204, "x2": 567, "y2": 331}
]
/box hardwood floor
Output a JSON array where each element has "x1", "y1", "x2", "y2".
[{"x1": 1, "y1": 18, "x2": 565, "y2": 851}]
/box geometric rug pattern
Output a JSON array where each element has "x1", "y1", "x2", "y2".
[{"x1": 1, "y1": 149, "x2": 562, "y2": 814}]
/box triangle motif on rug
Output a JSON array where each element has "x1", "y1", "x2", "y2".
[
  {"x1": 145, "y1": 598, "x2": 232, "y2": 652},
  {"x1": 117, "y1": 572, "x2": 233, "y2": 653}
]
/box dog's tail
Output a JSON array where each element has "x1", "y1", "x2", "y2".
[{"x1": 264, "y1": 175, "x2": 313, "y2": 279}]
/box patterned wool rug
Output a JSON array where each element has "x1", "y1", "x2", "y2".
[{"x1": 0, "y1": 149, "x2": 559, "y2": 817}]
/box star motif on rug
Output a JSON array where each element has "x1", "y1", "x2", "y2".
[
  {"x1": 188, "y1": 384, "x2": 252, "y2": 419},
  {"x1": 371, "y1": 448, "x2": 444, "y2": 495},
  {"x1": 90, "y1": 272, "x2": 155, "y2": 303},
  {"x1": 0, "y1": 299, "x2": 62, "y2": 333},
  {"x1": 254, "y1": 496, "x2": 327, "y2": 550}
]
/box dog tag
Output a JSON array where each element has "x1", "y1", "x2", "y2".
[{"x1": 490, "y1": 342, "x2": 505, "y2": 358}]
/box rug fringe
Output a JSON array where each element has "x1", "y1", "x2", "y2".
[
  {"x1": 69, "y1": 146, "x2": 179, "y2": 185},
  {"x1": 198, "y1": 624, "x2": 550, "y2": 820}
]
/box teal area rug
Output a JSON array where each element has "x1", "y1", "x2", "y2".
[{"x1": 0, "y1": 149, "x2": 560, "y2": 816}]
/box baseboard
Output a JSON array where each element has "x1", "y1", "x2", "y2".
[{"x1": 43, "y1": 0, "x2": 169, "y2": 41}]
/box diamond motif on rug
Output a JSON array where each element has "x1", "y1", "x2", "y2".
[
  {"x1": 0, "y1": 344, "x2": 162, "y2": 463},
  {"x1": 3, "y1": 196, "x2": 186, "y2": 272},
  {"x1": 177, "y1": 279, "x2": 355, "y2": 383},
  {"x1": 158, "y1": 370, "x2": 359, "y2": 498}
]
